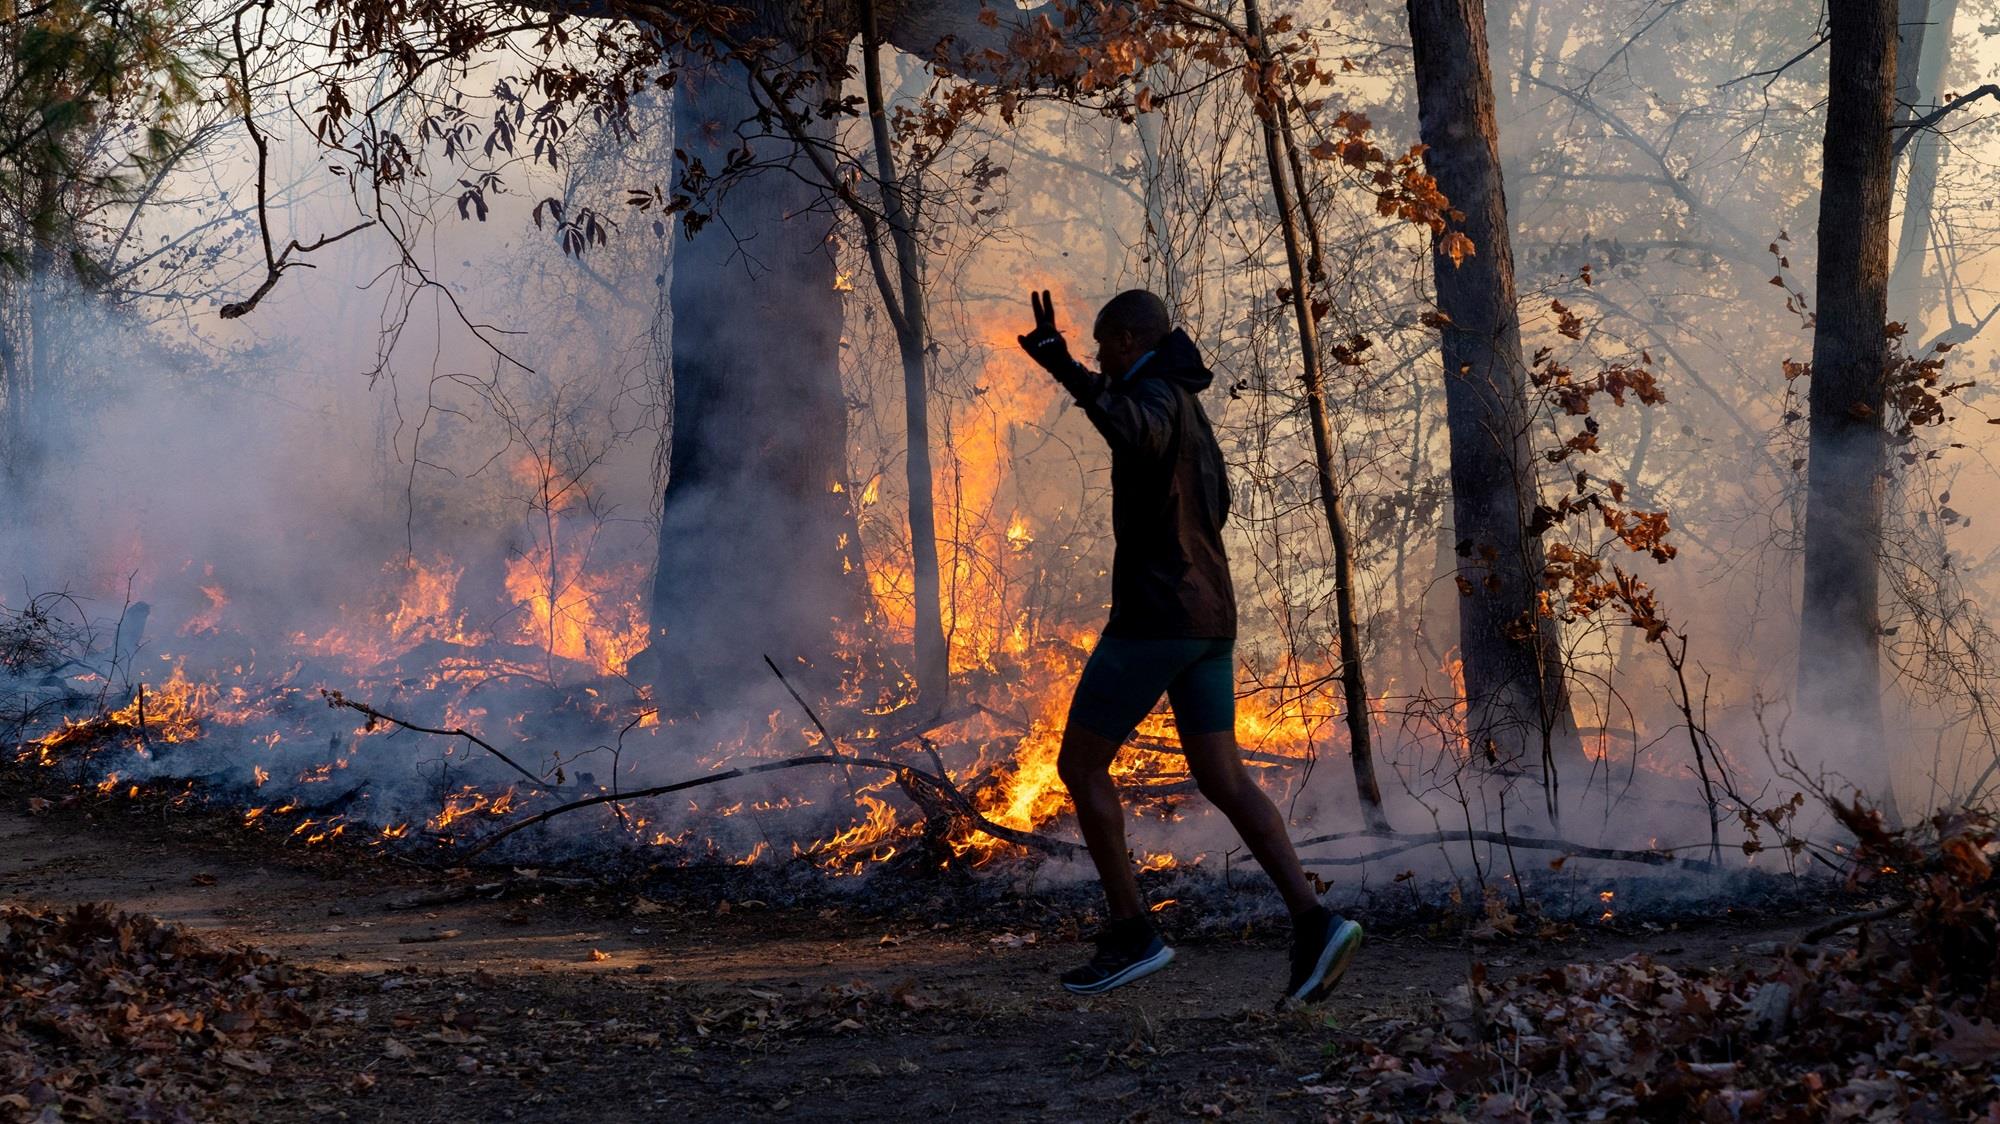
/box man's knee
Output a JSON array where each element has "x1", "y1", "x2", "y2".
[
  {"x1": 1181, "y1": 734, "x2": 1249, "y2": 803},
  {"x1": 1190, "y1": 761, "x2": 1246, "y2": 805}
]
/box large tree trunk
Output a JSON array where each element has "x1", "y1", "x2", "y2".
[
  {"x1": 1405, "y1": 0, "x2": 1581, "y2": 800},
  {"x1": 642, "y1": 0, "x2": 1066, "y2": 709},
  {"x1": 647, "y1": 27, "x2": 866, "y2": 709},
  {"x1": 1799, "y1": 0, "x2": 1899, "y2": 790}
]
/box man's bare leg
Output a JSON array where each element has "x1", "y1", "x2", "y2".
[
  {"x1": 1180, "y1": 729, "x2": 1320, "y2": 915},
  {"x1": 1056, "y1": 723, "x2": 1146, "y2": 920}
]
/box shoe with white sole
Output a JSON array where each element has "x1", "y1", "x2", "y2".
[
  {"x1": 1062, "y1": 919, "x2": 1175, "y2": 995},
  {"x1": 1286, "y1": 908, "x2": 1363, "y2": 1002}
]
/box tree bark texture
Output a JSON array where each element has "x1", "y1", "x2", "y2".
[
  {"x1": 649, "y1": 10, "x2": 866, "y2": 707},
  {"x1": 1799, "y1": 0, "x2": 1898, "y2": 769},
  {"x1": 643, "y1": 0, "x2": 1071, "y2": 707},
  {"x1": 1405, "y1": 0, "x2": 1580, "y2": 785}
]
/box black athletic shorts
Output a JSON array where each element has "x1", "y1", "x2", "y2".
[{"x1": 1065, "y1": 635, "x2": 1235, "y2": 741}]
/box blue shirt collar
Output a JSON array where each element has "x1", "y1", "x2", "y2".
[{"x1": 1120, "y1": 350, "x2": 1157, "y2": 382}]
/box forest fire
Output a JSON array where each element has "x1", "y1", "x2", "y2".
[
  {"x1": 10, "y1": 0, "x2": 2000, "y2": 1118},
  {"x1": 0, "y1": 423, "x2": 1371, "y2": 874}
]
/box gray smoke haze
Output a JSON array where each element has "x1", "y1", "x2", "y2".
[{"x1": 5, "y1": 1, "x2": 1999, "y2": 892}]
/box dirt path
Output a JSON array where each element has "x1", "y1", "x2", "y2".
[{"x1": 1, "y1": 798, "x2": 1825, "y2": 1122}]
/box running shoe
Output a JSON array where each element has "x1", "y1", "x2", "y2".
[
  {"x1": 1286, "y1": 907, "x2": 1364, "y2": 1002},
  {"x1": 1062, "y1": 919, "x2": 1175, "y2": 995}
]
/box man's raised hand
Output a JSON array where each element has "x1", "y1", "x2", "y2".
[{"x1": 1017, "y1": 289, "x2": 1077, "y2": 375}]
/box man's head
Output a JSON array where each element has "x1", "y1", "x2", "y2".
[{"x1": 1093, "y1": 289, "x2": 1172, "y2": 377}]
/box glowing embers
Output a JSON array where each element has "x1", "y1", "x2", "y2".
[{"x1": 429, "y1": 784, "x2": 520, "y2": 834}]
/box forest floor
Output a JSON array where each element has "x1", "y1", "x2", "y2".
[{"x1": 0, "y1": 775, "x2": 1867, "y2": 1124}]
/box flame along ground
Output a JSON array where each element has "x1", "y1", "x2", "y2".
[
  {"x1": 11, "y1": 335, "x2": 1663, "y2": 874},
  {"x1": 7, "y1": 326, "x2": 1380, "y2": 870}
]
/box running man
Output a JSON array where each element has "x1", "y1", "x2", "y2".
[{"x1": 1017, "y1": 288, "x2": 1363, "y2": 1000}]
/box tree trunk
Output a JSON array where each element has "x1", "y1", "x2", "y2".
[
  {"x1": 642, "y1": 0, "x2": 1072, "y2": 708},
  {"x1": 1798, "y1": 0, "x2": 1898, "y2": 789},
  {"x1": 5, "y1": 168, "x2": 64, "y2": 510},
  {"x1": 1888, "y1": 0, "x2": 1956, "y2": 331},
  {"x1": 647, "y1": 31, "x2": 866, "y2": 708},
  {"x1": 1241, "y1": 0, "x2": 1389, "y2": 831},
  {"x1": 1135, "y1": 93, "x2": 1185, "y2": 310},
  {"x1": 860, "y1": 0, "x2": 950, "y2": 711},
  {"x1": 1405, "y1": 0, "x2": 1581, "y2": 800}
]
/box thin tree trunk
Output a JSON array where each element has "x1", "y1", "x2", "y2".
[
  {"x1": 860, "y1": 0, "x2": 950, "y2": 711},
  {"x1": 1486, "y1": 0, "x2": 1517, "y2": 130},
  {"x1": 1799, "y1": 0, "x2": 1899, "y2": 791},
  {"x1": 1889, "y1": 0, "x2": 1956, "y2": 331},
  {"x1": 1243, "y1": 0, "x2": 1389, "y2": 832},
  {"x1": 1405, "y1": 0, "x2": 1581, "y2": 806},
  {"x1": 1135, "y1": 69, "x2": 1185, "y2": 310},
  {"x1": 12, "y1": 167, "x2": 62, "y2": 508}
]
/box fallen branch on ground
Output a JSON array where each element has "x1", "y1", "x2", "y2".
[
  {"x1": 323, "y1": 690, "x2": 550, "y2": 791},
  {"x1": 973, "y1": 703, "x2": 1302, "y2": 768},
  {"x1": 1801, "y1": 900, "x2": 1910, "y2": 944},
  {"x1": 1294, "y1": 828, "x2": 1717, "y2": 872},
  {"x1": 311, "y1": 695, "x2": 1727, "y2": 876},
  {"x1": 460, "y1": 752, "x2": 1082, "y2": 860}
]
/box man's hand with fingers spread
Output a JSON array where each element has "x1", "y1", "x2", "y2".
[{"x1": 1017, "y1": 289, "x2": 1098, "y2": 399}]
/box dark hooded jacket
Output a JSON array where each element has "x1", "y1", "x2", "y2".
[{"x1": 1054, "y1": 327, "x2": 1235, "y2": 638}]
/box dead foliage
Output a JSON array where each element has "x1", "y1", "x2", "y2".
[
  {"x1": 1305, "y1": 805, "x2": 2000, "y2": 1122},
  {"x1": 0, "y1": 902, "x2": 316, "y2": 1123}
]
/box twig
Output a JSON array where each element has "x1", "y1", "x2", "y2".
[
  {"x1": 1715, "y1": 33, "x2": 1828, "y2": 91},
  {"x1": 1293, "y1": 827, "x2": 1716, "y2": 872},
  {"x1": 1662, "y1": 634, "x2": 1723, "y2": 864},
  {"x1": 1893, "y1": 83, "x2": 2000, "y2": 157},
  {"x1": 321, "y1": 690, "x2": 549, "y2": 792},
  {"x1": 1127, "y1": 733, "x2": 1309, "y2": 769},
  {"x1": 976, "y1": 705, "x2": 1304, "y2": 768},
  {"x1": 763, "y1": 653, "x2": 859, "y2": 802},
  {"x1": 1800, "y1": 900, "x2": 1910, "y2": 944}
]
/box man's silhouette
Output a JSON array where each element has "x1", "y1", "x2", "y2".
[{"x1": 1018, "y1": 288, "x2": 1363, "y2": 999}]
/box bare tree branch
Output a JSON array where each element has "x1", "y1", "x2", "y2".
[{"x1": 1893, "y1": 82, "x2": 2000, "y2": 156}]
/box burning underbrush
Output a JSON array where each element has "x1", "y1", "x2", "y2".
[
  {"x1": 0, "y1": 550, "x2": 1349, "y2": 882},
  {"x1": 0, "y1": 510, "x2": 1838, "y2": 912}
]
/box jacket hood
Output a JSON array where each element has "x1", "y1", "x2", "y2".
[{"x1": 1134, "y1": 327, "x2": 1212, "y2": 393}]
